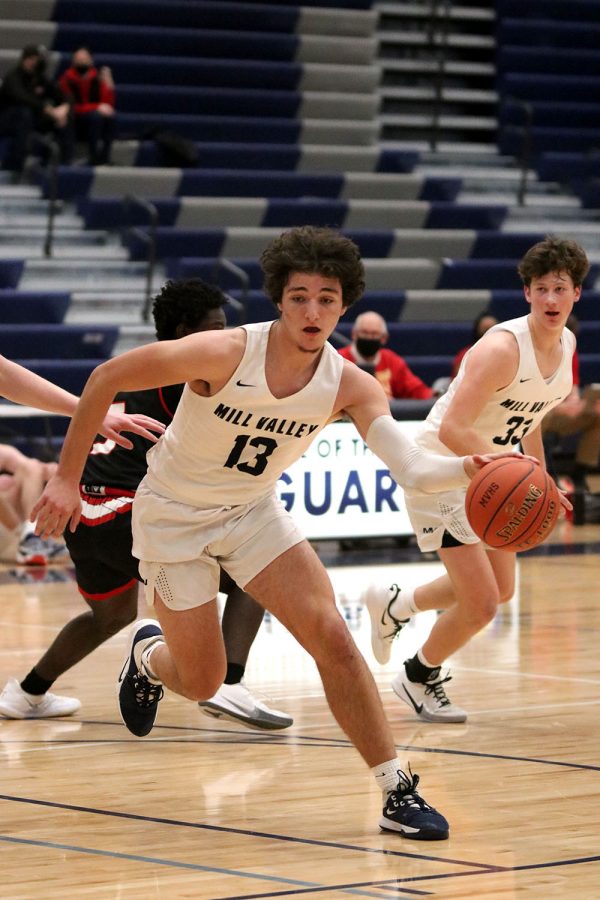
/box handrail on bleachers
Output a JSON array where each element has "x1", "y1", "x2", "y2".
[{"x1": 123, "y1": 194, "x2": 158, "y2": 322}]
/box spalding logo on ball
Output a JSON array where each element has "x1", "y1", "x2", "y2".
[{"x1": 465, "y1": 458, "x2": 560, "y2": 552}]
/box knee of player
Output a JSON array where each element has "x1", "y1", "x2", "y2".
[
  {"x1": 465, "y1": 594, "x2": 499, "y2": 629},
  {"x1": 312, "y1": 610, "x2": 357, "y2": 662},
  {"x1": 179, "y1": 664, "x2": 226, "y2": 701}
]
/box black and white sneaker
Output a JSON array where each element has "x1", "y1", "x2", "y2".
[
  {"x1": 380, "y1": 769, "x2": 449, "y2": 840},
  {"x1": 117, "y1": 619, "x2": 164, "y2": 737},
  {"x1": 365, "y1": 583, "x2": 411, "y2": 665},
  {"x1": 392, "y1": 663, "x2": 467, "y2": 723}
]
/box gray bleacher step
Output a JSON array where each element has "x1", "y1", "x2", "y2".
[
  {"x1": 381, "y1": 113, "x2": 497, "y2": 130},
  {"x1": 0, "y1": 244, "x2": 128, "y2": 261},
  {"x1": 67, "y1": 292, "x2": 151, "y2": 325},
  {"x1": 505, "y1": 209, "x2": 600, "y2": 225},
  {"x1": 376, "y1": 2, "x2": 495, "y2": 25},
  {"x1": 20, "y1": 259, "x2": 157, "y2": 290},
  {"x1": 113, "y1": 324, "x2": 157, "y2": 355},
  {"x1": 0, "y1": 228, "x2": 113, "y2": 245},
  {"x1": 381, "y1": 87, "x2": 497, "y2": 104},
  {"x1": 382, "y1": 59, "x2": 495, "y2": 78},
  {"x1": 379, "y1": 30, "x2": 495, "y2": 49},
  {"x1": 0, "y1": 184, "x2": 42, "y2": 199},
  {"x1": 0, "y1": 211, "x2": 83, "y2": 228},
  {"x1": 458, "y1": 191, "x2": 581, "y2": 209},
  {"x1": 402, "y1": 289, "x2": 492, "y2": 322}
]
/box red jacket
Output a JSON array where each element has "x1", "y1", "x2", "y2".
[
  {"x1": 338, "y1": 346, "x2": 433, "y2": 400},
  {"x1": 59, "y1": 66, "x2": 115, "y2": 115}
]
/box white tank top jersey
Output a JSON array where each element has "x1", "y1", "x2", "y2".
[
  {"x1": 143, "y1": 321, "x2": 344, "y2": 507},
  {"x1": 416, "y1": 314, "x2": 576, "y2": 459}
]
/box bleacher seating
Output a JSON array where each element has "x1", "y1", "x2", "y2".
[{"x1": 2, "y1": 0, "x2": 600, "y2": 437}]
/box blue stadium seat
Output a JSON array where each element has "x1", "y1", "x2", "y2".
[
  {"x1": 14, "y1": 360, "x2": 100, "y2": 395},
  {"x1": 0, "y1": 326, "x2": 118, "y2": 360},
  {"x1": 54, "y1": 24, "x2": 300, "y2": 62},
  {"x1": 0, "y1": 291, "x2": 70, "y2": 324},
  {"x1": 0, "y1": 260, "x2": 25, "y2": 290},
  {"x1": 53, "y1": 0, "x2": 300, "y2": 33}
]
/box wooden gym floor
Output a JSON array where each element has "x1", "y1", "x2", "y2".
[{"x1": 1, "y1": 516, "x2": 599, "y2": 899}]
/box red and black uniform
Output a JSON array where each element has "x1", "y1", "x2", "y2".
[{"x1": 65, "y1": 384, "x2": 182, "y2": 600}]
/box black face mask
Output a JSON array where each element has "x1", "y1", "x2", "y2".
[
  {"x1": 355, "y1": 337, "x2": 382, "y2": 358},
  {"x1": 74, "y1": 64, "x2": 90, "y2": 75}
]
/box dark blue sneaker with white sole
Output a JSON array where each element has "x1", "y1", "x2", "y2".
[
  {"x1": 380, "y1": 769, "x2": 449, "y2": 840},
  {"x1": 118, "y1": 619, "x2": 164, "y2": 737}
]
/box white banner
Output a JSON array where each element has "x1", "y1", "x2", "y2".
[{"x1": 277, "y1": 420, "x2": 420, "y2": 539}]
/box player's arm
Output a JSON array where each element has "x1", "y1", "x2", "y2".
[
  {"x1": 334, "y1": 362, "x2": 513, "y2": 493},
  {"x1": 0, "y1": 354, "x2": 165, "y2": 449},
  {"x1": 32, "y1": 331, "x2": 243, "y2": 538},
  {"x1": 438, "y1": 332, "x2": 520, "y2": 456}
]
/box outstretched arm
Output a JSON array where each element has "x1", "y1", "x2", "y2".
[
  {"x1": 337, "y1": 363, "x2": 527, "y2": 493},
  {"x1": 0, "y1": 355, "x2": 164, "y2": 450}
]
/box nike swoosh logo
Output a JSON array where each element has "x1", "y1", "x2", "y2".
[
  {"x1": 519, "y1": 378, "x2": 532, "y2": 383},
  {"x1": 403, "y1": 685, "x2": 423, "y2": 715},
  {"x1": 236, "y1": 380, "x2": 255, "y2": 387}
]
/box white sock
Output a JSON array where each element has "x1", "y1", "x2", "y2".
[
  {"x1": 139, "y1": 639, "x2": 164, "y2": 684},
  {"x1": 392, "y1": 586, "x2": 418, "y2": 619},
  {"x1": 19, "y1": 520, "x2": 35, "y2": 541},
  {"x1": 372, "y1": 757, "x2": 406, "y2": 796}
]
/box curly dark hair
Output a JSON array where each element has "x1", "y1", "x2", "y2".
[
  {"x1": 518, "y1": 235, "x2": 590, "y2": 287},
  {"x1": 152, "y1": 278, "x2": 228, "y2": 341},
  {"x1": 260, "y1": 226, "x2": 365, "y2": 309}
]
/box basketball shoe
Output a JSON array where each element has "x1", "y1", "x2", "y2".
[
  {"x1": 364, "y1": 583, "x2": 412, "y2": 664},
  {"x1": 117, "y1": 619, "x2": 164, "y2": 736},
  {"x1": 16, "y1": 533, "x2": 70, "y2": 566},
  {"x1": 392, "y1": 663, "x2": 467, "y2": 723},
  {"x1": 199, "y1": 681, "x2": 293, "y2": 730},
  {"x1": 0, "y1": 678, "x2": 81, "y2": 718},
  {"x1": 380, "y1": 768, "x2": 449, "y2": 840}
]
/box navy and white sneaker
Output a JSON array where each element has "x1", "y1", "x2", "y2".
[
  {"x1": 117, "y1": 619, "x2": 164, "y2": 737},
  {"x1": 380, "y1": 769, "x2": 449, "y2": 840}
]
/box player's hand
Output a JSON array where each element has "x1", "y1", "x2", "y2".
[
  {"x1": 463, "y1": 450, "x2": 538, "y2": 479},
  {"x1": 557, "y1": 488, "x2": 573, "y2": 514},
  {"x1": 99, "y1": 411, "x2": 165, "y2": 449},
  {"x1": 31, "y1": 474, "x2": 82, "y2": 539}
]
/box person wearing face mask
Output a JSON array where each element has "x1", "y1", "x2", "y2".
[
  {"x1": 58, "y1": 46, "x2": 116, "y2": 165},
  {"x1": 338, "y1": 311, "x2": 433, "y2": 400}
]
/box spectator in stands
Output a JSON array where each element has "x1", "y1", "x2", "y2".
[
  {"x1": 59, "y1": 47, "x2": 116, "y2": 166},
  {"x1": 0, "y1": 444, "x2": 68, "y2": 565},
  {"x1": 0, "y1": 44, "x2": 74, "y2": 177},
  {"x1": 338, "y1": 311, "x2": 433, "y2": 400},
  {"x1": 450, "y1": 311, "x2": 498, "y2": 380},
  {"x1": 542, "y1": 313, "x2": 600, "y2": 496}
]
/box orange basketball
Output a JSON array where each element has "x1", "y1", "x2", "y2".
[{"x1": 465, "y1": 457, "x2": 561, "y2": 552}]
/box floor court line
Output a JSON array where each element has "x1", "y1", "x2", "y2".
[
  {"x1": 3, "y1": 727, "x2": 600, "y2": 773},
  {"x1": 0, "y1": 793, "x2": 501, "y2": 869}
]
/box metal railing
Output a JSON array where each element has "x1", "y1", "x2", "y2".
[
  {"x1": 39, "y1": 137, "x2": 60, "y2": 258},
  {"x1": 211, "y1": 257, "x2": 249, "y2": 325},
  {"x1": 122, "y1": 194, "x2": 158, "y2": 322},
  {"x1": 427, "y1": 0, "x2": 451, "y2": 151}
]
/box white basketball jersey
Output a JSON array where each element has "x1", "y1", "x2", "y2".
[
  {"x1": 143, "y1": 321, "x2": 344, "y2": 507},
  {"x1": 417, "y1": 315, "x2": 575, "y2": 458}
]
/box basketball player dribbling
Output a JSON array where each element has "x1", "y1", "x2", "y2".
[
  {"x1": 365, "y1": 236, "x2": 584, "y2": 724},
  {"x1": 32, "y1": 226, "x2": 522, "y2": 840}
]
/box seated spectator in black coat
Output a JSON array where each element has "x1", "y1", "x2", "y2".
[{"x1": 0, "y1": 45, "x2": 74, "y2": 175}]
